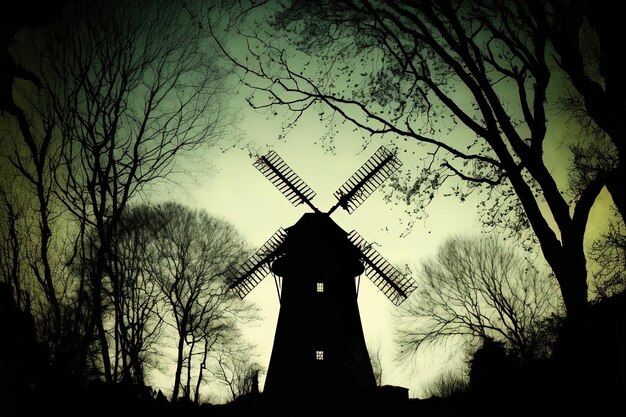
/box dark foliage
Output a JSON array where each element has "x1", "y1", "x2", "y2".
[{"x1": 2, "y1": 287, "x2": 624, "y2": 415}]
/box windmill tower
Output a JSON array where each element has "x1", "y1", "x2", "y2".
[{"x1": 225, "y1": 146, "x2": 416, "y2": 405}]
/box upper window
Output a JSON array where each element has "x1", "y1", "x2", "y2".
[
  {"x1": 316, "y1": 350, "x2": 324, "y2": 360},
  {"x1": 316, "y1": 282, "x2": 324, "y2": 293}
]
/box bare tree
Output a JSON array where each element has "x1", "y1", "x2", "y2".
[
  {"x1": 547, "y1": 0, "x2": 625, "y2": 223},
  {"x1": 107, "y1": 205, "x2": 166, "y2": 385},
  {"x1": 182, "y1": 296, "x2": 245, "y2": 403},
  {"x1": 0, "y1": 99, "x2": 97, "y2": 382},
  {"x1": 188, "y1": 301, "x2": 257, "y2": 404},
  {"x1": 397, "y1": 235, "x2": 563, "y2": 362},
  {"x1": 13, "y1": 0, "x2": 236, "y2": 382},
  {"x1": 147, "y1": 202, "x2": 252, "y2": 402},
  {"x1": 210, "y1": 348, "x2": 263, "y2": 403},
  {"x1": 0, "y1": 97, "x2": 92, "y2": 378},
  {"x1": 588, "y1": 213, "x2": 626, "y2": 299},
  {"x1": 0, "y1": 182, "x2": 27, "y2": 311},
  {"x1": 215, "y1": 0, "x2": 605, "y2": 317},
  {"x1": 1, "y1": 80, "x2": 61, "y2": 339},
  {"x1": 423, "y1": 370, "x2": 469, "y2": 399},
  {"x1": 52, "y1": 207, "x2": 102, "y2": 380}
]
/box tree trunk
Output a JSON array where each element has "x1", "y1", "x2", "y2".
[
  {"x1": 39, "y1": 202, "x2": 61, "y2": 340},
  {"x1": 113, "y1": 318, "x2": 119, "y2": 382},
  {"x1": 131, "y1": 346, "x2": 144, "y2": 386},
  {"x1": 72, "y1": 221, "x2": 91, "y2": 376},
  {"x1": 194, "y1": 345, "x2": 209, "y2": 404},
  {"x1": 3, "y1": 194, "x2": 22, "y2": 308},
  {"x1": 185, "y1": 339, "x2": 195, "y2": 400},
  {"x1": 92, "y1": 272, "x2": 112, "y2": 383},
  {"x1": 113, "y1": 279, "x2": 132, "y2": 383},
  {"x1": 549, "y1": 242, "x2": 589, "y2": 319},
  {"x1": 172, "y1": 332, "x2": 186, "y2": 401},
  {"x1": 11, "y1": 108, "x2": 61, "y2": 338}
]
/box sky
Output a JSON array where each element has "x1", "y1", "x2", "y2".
[
  {"x1": 144, "y1": 4, "x2": 610, "y2": 397},
  {"x1": 115, "y1": 1, "x2": 616, "y2": 399},
  {"x1": 139, "y1": 3, "x2": 614, "y2": 398},
  {"x1": 149, "y1": 82, "x2": 614, "y2": 398},
  {"x1": 152, "y1": 101, "x2": 485, "y2": 397},
  {"x1": 183, "y1": 126, "x2": 610, "y2": 401},
  {"x1": 0, "y1": 0, "x2": 470, "y2": 399},
  {"x1": 3, "y1": 0, "x2": 617, "y2": 401}
]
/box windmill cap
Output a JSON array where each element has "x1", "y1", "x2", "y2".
[{"x1": 271, "y1": 213, "x2": 364, "y2": 277}]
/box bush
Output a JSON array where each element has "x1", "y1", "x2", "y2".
[{"x1": 424, "y1": 370, "x2": 469, "y2": 399}]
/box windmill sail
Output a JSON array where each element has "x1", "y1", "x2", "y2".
[
  {"x1": 329, "y1": 146, "x2": 402, "y2": 215},
  {"x1": 254, "y1": 151, "x2": 319, "y2": 212},
  {"x1": 225, "y1": 228, "x2": 287, "y2": 299},
  {"x1": 348, "y1": 230, "x2": 416, "y2": 305}
]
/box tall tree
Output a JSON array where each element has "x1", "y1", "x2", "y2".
[
  {"x1": 14, "y1": 0, "x2": 235, "y2": 382},
  {"x1": 0, "y1": 182, "x2": 26, "y2": 310},
  {"x1": 545, "y1": 0, "x2": 625, "y2": 302},
  {"x1": 147, "y1": 202, "x2": 252, "y2": 402},
  {"x1": 397, "y1": 235, "x2": 563, "y2": 361},
  {"x1": 547, "y1": 0, "x2": 625, "y2": 222},
  {"x1": 217, "y1": 0, "x2": 606, "y2": 317},
  {"x1": 1, "y1": 81, "x2": 61, "y2": 339},
  {"x1": 108, "y1": 205, "x2": 166, "y2": 385}
]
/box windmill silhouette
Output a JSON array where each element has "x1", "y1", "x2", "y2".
[{"x1": 225, "y1": 145, "x2": 416, "y2": 405}]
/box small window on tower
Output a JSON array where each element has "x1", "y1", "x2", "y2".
[
  {"x1": 316, "y1": 282, "x2": 324, "y2": 293},
  {"x1": 316, "y1": 350, "x2": 324, "y2": 360}
]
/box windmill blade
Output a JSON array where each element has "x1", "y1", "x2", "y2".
[
  {"x1": 329, "y1": 146, "x2": 401, "y2": 215},
  {"x1": 254, "y1": 150, "x2": 319, "y2": 212},
  {"x1": 348, "y1": 230, "x2": 416, "y2": 305},
  {"x1": 225, "y1": 228, "x2": 287, "y2": 299}
]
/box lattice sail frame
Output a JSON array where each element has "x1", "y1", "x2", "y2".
[
  {"x1": 254, "y1": 151, "x2": 318, "y2": 212},
  {"x1": 348, "y1": 230, "x2": 416, "y2": 305},
  {"x1": 330, "y1": 146, "x2": 402, "y2": 214},
  {"x1": 227, "y1": 146, "x2": 414, "y2": 304},
  {"x1": 226, "y1": 228, "x2": 287, "y2": 299}
]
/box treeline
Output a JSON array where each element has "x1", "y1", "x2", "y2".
[
  {"x1": 0, "y1": 0, "x2": 256, "y2": 413},
  {"x1": 397, "y1": 235, "x2": 625, "y2": 415}
]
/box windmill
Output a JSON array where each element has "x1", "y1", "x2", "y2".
[{"x1": 225, "y1": 145, "x2": 416, "y2": 404}]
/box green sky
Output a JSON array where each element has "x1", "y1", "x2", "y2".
[
  {"x1": 1, "y1": 0, "x2": 616, "y2": 399},
  {"x1": 149, "y1": 7, "x2": 616, "y2": 397},
  {"x1": 151, "y1": 81, "x2": 613, "y2": 396}
]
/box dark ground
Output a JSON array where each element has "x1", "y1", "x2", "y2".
[{"x1": 1, "y1": 291, "x2": 624, "y2": 416}]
